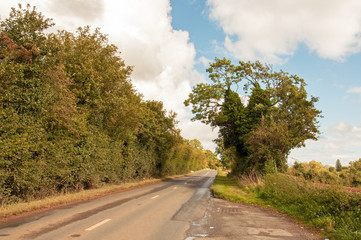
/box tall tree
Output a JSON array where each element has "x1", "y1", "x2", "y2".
[
  {"x1": 0, "y1": 4, "x2": 55, "y2": 199},
  {"x1": 185, "y1": 58, "x2": 321, "y2": 174}
]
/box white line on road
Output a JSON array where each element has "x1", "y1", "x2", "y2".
[
  {"x1": 151, "y1": 195, "x2": 159, "y2": 199},
  {"x1": 85, "y1": 218, "x2": 111, "y2": 231}
]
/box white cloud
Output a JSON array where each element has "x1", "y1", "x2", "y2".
[
  {"x1": 324, "y1": 142, "x2": 340, "y2": 150},
  {"x1": 97, "y1": 1, "x2": 216, "y2": 150},
  {"x1": 0, "y1": 0, "x2": 217, "y2": 151},
  {"x1": 198, "y1": 56, "x2": 211, "y2": 67},
  {"x1": 348, "y1": 86, "x2": 361, "y2": 101},
  {"x1": 289, "y1": 121, "x2": 361, "y2": 166},
  {"x1": 180, "y1": 121, "x2": 219, "y2": 150},
  {"x1": 207, "y1": 0, "x2": 361, "y2": 63},
  {"x1": 330, "y1": 121, "x2": 352, "y2": 134},
  {"x1": 48, "y1": 0, "x2": 104, "y2": 23}
]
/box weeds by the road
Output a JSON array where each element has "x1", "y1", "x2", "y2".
[
  {"x1": 211, "y1": 171, "x2": 260, "y2": 204},
  {"x1": 261, "y1": 174, "x2": 361, "y2": 240},
  {"x1": 212, "y1": 171, "x2": 361, "y2": 240}
]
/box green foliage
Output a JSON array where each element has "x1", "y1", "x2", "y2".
[
  {"x1": 247, "y1": 118, "x2": 290, "y2": 173},
  {"x1": 211, "y1": 171, "x2": 258, "y2": 203},
  {"x1": 0, "y1": 4, "x2": 54, "y2": 55},
  {"x1": 213, "y1": 167, "x2": 361, "y2": 239},
  {"x1": 185, "y1": 57, "x2": 321, "y2": 175},
  {"x1": 0, "y1": 5, "x2": 211, "y2": 204},
  {"x1": 204, "y1": 150, "x2": 221, "y2": 169},
  {"x1": 186, "y1": 139, "x2": 204, "y2": 150},
  {"x1": 350, "y1": 159, "x2": 361, "y2": 187},
  {"x1": 290, "y1": 161, "x2": 340, "y2": 185},
  {"x1": 260, "y1": 174, "x2": 361, "y2": 240},
  {"x1": 336, "y1": 159, "x2": 342, "y2": 172},
  {"x1": 289, "y1": 159, "x2": 361, "y2": 188},
  {"x1": 215, "y1": 139, "x2": 234, "y2": 169}
]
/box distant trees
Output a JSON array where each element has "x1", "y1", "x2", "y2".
[
  {"x1": 350, "y1": 159, "x2": 361, "y2": 186},
  {"x1": 290, "y1": 161, "x2": 339, "y2": 185},
  {"x1": 336, "y1": 159, "x2": 342, "y2": 172},
  {"x1": 289, "y1": 159, "x2": 361, "y2": 187},
  {"x1": 185, "y1": 58, "x2": 321, "y2": 175},
  {"x1": 0, "y1": 4, "x2": 214, "y2": 204},
  {"x1": 187, "y1": 139, "x2": 204, "y2": 150}
]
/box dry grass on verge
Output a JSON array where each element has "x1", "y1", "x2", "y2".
[{"x1": 0, "y1": 179, "x2": 161, "y2": 219}]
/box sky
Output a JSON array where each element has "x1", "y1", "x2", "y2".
[{"x1": 1, "y1": 0, "x2": 361, "y2": 167}]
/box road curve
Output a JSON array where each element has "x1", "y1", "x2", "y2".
[{"x1": 0, "y1": 170, "x2": 217, "y2": 240}]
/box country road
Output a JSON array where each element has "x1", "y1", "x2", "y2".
[
  {"x1": 0, "y1": 170, "x2": 217, "y2": 240},
  {"x1": 0, "y1": 170, "x2": 320, "y2": 240}
]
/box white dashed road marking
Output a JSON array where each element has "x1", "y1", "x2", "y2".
[
  {"x1": 85, "y1": 219, "x2": 111, "y2": 231},
  {"x1": 151, "y1": 195, "x2": 159, "y2": 199}
]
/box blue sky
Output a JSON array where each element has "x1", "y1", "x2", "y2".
[
  {"x1": 170, "y1": 0, "x2": 361, "y2": 166},
  {"x1": 1, "y1": 0, "x2": 360, "y2": 167}
]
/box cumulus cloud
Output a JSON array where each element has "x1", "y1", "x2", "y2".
[
  {"x1": 0, "y1": 0, "x2": 104, "y2": 30},
  {"x1": 180, "y1": 121, "x2": 219, "y2": 150},
  {"x1": 95, "y1": 1, "x2": 217, "y2": 149},
  {"x1": 289, "y1": 121, "x2": 361, "y2": 166},
  {"x1": 47, "y1": 0, "x2": 104, "y2": 22},
  {"x1": 207, "y1": 0, "x2": 361, "y2": 63}
]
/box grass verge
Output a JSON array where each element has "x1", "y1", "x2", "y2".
[
  {"x1": 0, "y1": 178, "x2": 161, "y2": 220},
  {"x1": 211, "y1": 171, "x2": 361, "y2": 240},
  {"x1": 211, "y1": 170, "x2": 260, "y2": 204}
]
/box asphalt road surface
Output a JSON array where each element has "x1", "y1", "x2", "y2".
[
  {"x1": 0, "y1": 170, "x2": 321, "y2": 240},
  {"x1": 0, "y1": 170, "x2": 217, "y2": 240}
]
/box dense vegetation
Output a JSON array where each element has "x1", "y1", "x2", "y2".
[
  {"x1": 0, "y1": 5, "x2": 213, "y2": 205},
  {"x1": 211, "y1": 171, "x2": 361, "y2": 240},
  {"x1": 261, "y1": 174, "x2": 361, "y2": 240},
  {"x1": 185, "y1": 58, "x2": 321, "y2": 175},
  {"x1": 289, "y1": 158, "x2": 361, "y2": 187}
]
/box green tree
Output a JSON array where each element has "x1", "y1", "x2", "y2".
[
  {"x1": 1, "y1": 4, "x2": 54, "y2": 56},
  {"x1": 350, "y1": 159, "x2": 361, "y2": 187},
  {"x1": 185, "y1": 58, "x2": 321, "y2": 174},
  {"x1": 136, "y1": 100, "x2": 181, "y2": 176},
  {"x1": 247, "y1": 118, "x2": 290, "y2": 173},
  {"x1": 0, "y1": 5, "x2": 55, "y2": 201},
  {"x1": 187, "y1": 139, "x2": 204, "y2": 150},
  {"x1": 336, "y1": 159, "x2": 342, "y2": 172},
  {"x1": 215, "y1": 139, "x2": 233, "y2": 169},
  {"x1": 289, "y1": 160, "x2": 339, "y2": 185}
]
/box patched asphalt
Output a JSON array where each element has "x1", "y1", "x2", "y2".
[{"x1": 185, "y1": 198, "x2": 322, "y2": 240}]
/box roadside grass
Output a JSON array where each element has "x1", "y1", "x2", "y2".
[
  {"x1": 260, "y1": 174, "x2": 361, "y2": 240},
  {"x1": 0, "y1": 178, "x2": 161, "y2": 219},
  {"x1": 211, "y1": 171, "x2": 361, "y2": 240},
  {"x1": 211, "y1": 171, "x2": 261, "y2": 204}
]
